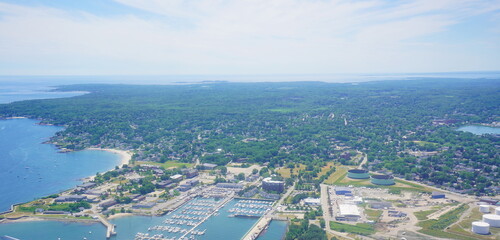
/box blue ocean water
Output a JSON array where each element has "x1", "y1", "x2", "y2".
[
  {"x1": 0, "y1": 82, "x2": 86, "y2": 104},
  {"x1": 257, "y1": 220, "x2": 288, "y2": 240},
  {"x1": 457, "y1": 125, "x2": 500, "y2": 135},
  {"x1": 0, "y1": 220, "x2": 106, "y2": 240},
  {"x1": 0, "y1": 118, "x2": 121, "y2": 212}
]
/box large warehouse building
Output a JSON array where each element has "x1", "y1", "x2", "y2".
[{"x1": 338, "y1": 204, "x2": 361, "y2": 221}]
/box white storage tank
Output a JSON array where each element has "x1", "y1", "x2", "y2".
[
  {"x1": 483, "y1": 214, "x2": 500, "y2": 227},
  {"x1": 471, "y1": 221, "x2": 490, "y2": 235},
  {"x1": 495, "y1": 207, "x2": 500, "y2": 215},
  {"x1": 480, "y1": 205, "x2": 490, "y2": 213}
]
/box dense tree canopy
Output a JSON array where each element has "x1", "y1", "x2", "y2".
[{"x1": 1, "y1": 79, "x2": 498, "y2": 195}]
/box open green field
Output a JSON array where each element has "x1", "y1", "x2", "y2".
[
  {"x1": 447, "y1": 207, "x2": 500, "y2": 240},
  {"x1": 324, "y1": 166, "x2": 431, "y2": 193},
  {"x1": 277, "y1": 164, "x2": 305, "y2": 178},
  {"x1": 414, "y1": 209, "x2": 438, "y2": 220},
  {"x1": 417, "y1": 204, "x2": 474, "y2": 240},
  {"x1": 315, "y1": 162, "x2": 335, "y2": 180},
  {"x1": 365, "y1": 209, "x2": 383, "y2": 221},
  {"x1": 323, "y1": 166, "x2": 348, "y2": 184},
  {"x1": 136, "y1": 161, "x2": 192, "y2": 169},
  {"x1": 330, "y1": 222, "x2": 375, "y2": 235}
]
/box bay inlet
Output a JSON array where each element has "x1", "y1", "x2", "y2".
[{"x1": 0, "y1": 118, "x2": 122, "y2": 212}]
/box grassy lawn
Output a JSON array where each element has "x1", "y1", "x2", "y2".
[
  {"x1": 365, "y1": 209, "x2": 383, "y2": 221},
  {"x1": 315, "y1": 162, "x2": 335, "y2": 180},
  {"x1": 447, "y1": 207, "x2": 499, "y2": 240},
  {"x1": 330, "y1": 222, "x2": 375, "y2": 235},
  {"x1": 325, "y1": 169, "x2": 431, "y2": 193},
  {"x1": 323, "y1": 166, "x2": 348, "y2": 184},
  {"x1": 418, "y1": 204, "x2": 472, "y2": 240},
  {"x1": 277, "y1": 164, "x2": 305, "y2": 178},
  {"x1": 414, "y1": 209, "x2": 438, "y2": 220},
  {"x1": 136, "y1": 161, "x2": 192, "y2": 169}
]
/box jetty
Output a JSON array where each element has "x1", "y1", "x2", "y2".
[
  {"x1": 97, "y1": 214, "x2": 116, "y2": 239},
  {"x1": 241, "y1": 215, "x2": 272, "y2": 240}
]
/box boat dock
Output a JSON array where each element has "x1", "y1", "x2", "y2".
[
  {"x1": 241, "y1": 215, "x2": 272, "y2": 240},
  {"x1": 97, "y1": 214, "x2": 116, "y2": 239},
  {"x1": 177, "y1": 194, "x2": 233, "y2": 239}
]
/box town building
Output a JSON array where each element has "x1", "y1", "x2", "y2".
[
  {"x1": 182, "y1": 169, "x2": 199, "y2": 178},
  {"x1": 216, "y1": 183, "x2": 244, "y2": 190},
  {"x1": 200, "y1": 163, "x2": 217, "y2": 170},
  {"x1": 156, "y1": 180, "x2": 175, "y2": 188},
  {"x1": 303, "y1": 198, "x2": 321, "y2": 206},
  {"x1": 170, "y1": 174, "x2": 183, "y2": 182},
  {"x1": 186, "y1": 179, "x2": 199, "y2": 186},
  {"x1": 99, "y1": 199, "x2": 117, "y2": 208},
  {"x1": 262, "y1": 177, "x2": 285, "y2": 193},
  {"x1": 178, "y1": 184, "x2": 192, "y2": 192},
  {"x1": 54, "y1": 195, "x2": 87, "y2": 203}
]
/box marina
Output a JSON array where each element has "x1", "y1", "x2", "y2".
[{"x1": 133, "y1": 196, "x2": 274, "y2": 240}]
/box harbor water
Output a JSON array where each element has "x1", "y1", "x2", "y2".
[{"x1": 0, "y1": 198, "x2": 287, "y2": 240}]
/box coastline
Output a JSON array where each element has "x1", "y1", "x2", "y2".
[
  {"x1": 0, "y1": 147, "x2": 132, "y2": 225},
  {"x1": 86, "y1": 148, "x2": 132, "y2": 168}
]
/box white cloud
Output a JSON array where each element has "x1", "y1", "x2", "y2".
[{"x1": 0, "y1": 0, "x2": 499, "y2": 75}]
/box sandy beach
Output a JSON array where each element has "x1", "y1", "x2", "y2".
[
  {"x1": 107, "y1": 212, "x2": 134, "y2": 220},
  {"x1": 87, "y1": 148, "x2": 132, "y2": 167}
]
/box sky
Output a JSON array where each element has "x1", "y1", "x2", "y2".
[{"x1": 0, "y1": 0, "x2": 499, "y2": 76}]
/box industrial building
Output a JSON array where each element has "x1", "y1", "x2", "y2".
[
  {"x1": 262, "y1": 177, "x2": 285, "y2": 193},
  {"x1": 347, "y1": 169, "x2": 370, "y2": 179},
  {"x1": 334, "y1": 186, "x2": 352, "y2": 195},
  {"x1": 338, "y1": 204, "x2": 360, "y2": 221},
  {"x1": 431, "y1": 191, "x2": 445, "y2": 199},
  {"x1": 371, "y1": 174, "x2": 395, "y2": 185},
  {"x1": 368, "y1": 201, "x2": 392, "y2": 209}
]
